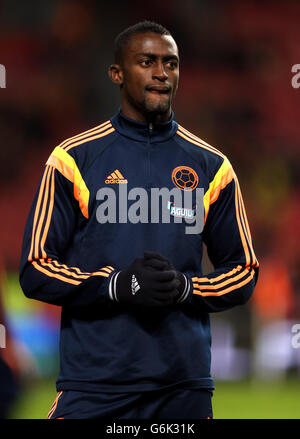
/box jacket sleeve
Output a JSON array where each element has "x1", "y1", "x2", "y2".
[
  {"x1": 184, "y1": 157, "x2": 259, "y2": 313},
  {"x1": 19, "y1": 149, "x2": 115, "y2": 308}
]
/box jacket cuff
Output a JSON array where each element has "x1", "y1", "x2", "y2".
[
  {"x1": 176, "y1": 273, "x2": 191, "y2": 303},
  {"x1": 108, "y1": 271, "x2": 121, "y2": 302}
]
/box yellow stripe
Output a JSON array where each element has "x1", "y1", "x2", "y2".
[
  {"x1": 32, "y1": 261, "x2": 81, "y2": 285},
  {"x1": 41, "y1": 260, "x2": 111, "y2": 279},
  {"x1": 51, "y1": 260, "x2": 113, "y2": 278},
  {"x1": 193, "y1": 268, "x2": 249, "y2": 290},
  {"x1": 236, "y1": 179, "x2": 259, "y2": 267},
  {"x1": 111, "y1": 172, "x2": 118, "y2": 179},
  {"x1": 65, "y1": 127, "x2": 115, "y2": 152},
  {"x1": 59, "y1": 121, "x2": 111, "y2": 150},
  {"x1": 203, "y1": 157, "x2": 234, "y2": 222},
  {"x1": 46, "y1": 154, "x2": 73, "y2": 183},
  {"x1": 204, "y1": 168, "x2": 253, "y2": 269},
  {"x1": 52, "y1": 260, "x2": 95, "y2": 275},
  {"x1": 178, "y1": 125, "x2": 222, "y2": 152},
  {"x1": 34, "y1": 167, "x2": 52, "y2": 258},
  {"x1": 234, "y1": 175, "x2": 250, "y2": 267},
  {"x1": 28, "y1": 166, "x2": 49, "y2": 261},
  {"x1": 101, "y1": 266, "x2": 114, "y2": 273},
  {"x1": 92, "y1": 270, "x2": 109, "y2": 277},
  {"x1": 41, "y1": 260, "x2": 91, "y2": 279},
  {"x1": 47, "y1": 391, "x2": 63, "y2": 419},
  {"x1": 47, "y1": 146, "x2": 90, "y2": 219},
  {"x1": 49, "y1": 146, "x2": 75, "y2": 173},
  {"x1": 41, "y1": 168, "x2": 55, "y2": 259},
  {"x1": 177, "y1": 128, "x2": 225, "y2": 159},
  {"x1": 236, "y1": 182, "x2": 252, "y2": 265},
  {"x1": 193, "y1": 269, "x2": 255, "y2": 297},
  {"x1": 192, "y1": 265, "x2": 243, "y2": 284}
]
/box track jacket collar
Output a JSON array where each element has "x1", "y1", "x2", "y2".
[{"x1": 110, "y1": 109, "x2": 178, "y2": 143}]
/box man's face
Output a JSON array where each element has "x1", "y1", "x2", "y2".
[{"x1": 112, "y1": 32, "x2": 179, "y2": 122}]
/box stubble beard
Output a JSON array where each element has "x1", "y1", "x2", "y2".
[
  {"x1": 140, "y1": 92, "x2": 173, "y2": 121},
  {"x1": 124, "y1": 87, "x2": 174, "y2": 122}
]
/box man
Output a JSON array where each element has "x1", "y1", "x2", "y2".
[{"x1": 19, "y1": 21, "x2": 259, "y2": 419}]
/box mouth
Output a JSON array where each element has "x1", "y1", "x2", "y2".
[{"x1": 146, "y1": 85, "x2": 171, "y2": 94}]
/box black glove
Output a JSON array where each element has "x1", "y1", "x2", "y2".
[
  {"x1": 143, "y1": 251, "x2": 190, "y2": 304},
  {"x1": 109, "y1": 257, "x2": 179, "y2": 307}
]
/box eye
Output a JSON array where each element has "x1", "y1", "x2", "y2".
[
  {"x1": 166, "y1": 61, "x2": 178, "y2": 69},
  {"x1": 140, "y1": 59, "x2": 152, "y2": 67}
]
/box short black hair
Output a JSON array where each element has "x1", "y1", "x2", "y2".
[{"x1": 114, "y1": 20, "x2": 172, "y2": 64}]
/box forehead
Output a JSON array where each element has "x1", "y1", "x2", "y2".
[{"x1": 124, "y1": 32, "x2": 178, "y2": 58}]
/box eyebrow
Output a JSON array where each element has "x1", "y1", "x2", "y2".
[{"x1": 136, "y1": 52, "x2": 179, "y2": 62}]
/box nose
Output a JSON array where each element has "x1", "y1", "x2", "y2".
[{"x1": 152, "y1": 62, "x2": 168, "y2": 81}]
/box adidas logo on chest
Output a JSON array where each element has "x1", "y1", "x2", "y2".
[{"x1": 105, "y1": 169, "x2": 128, "y2": 184}]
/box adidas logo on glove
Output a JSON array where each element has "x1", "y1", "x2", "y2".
[{"x1": 131, "y1": 275, "x2": 140, "y2": 295}]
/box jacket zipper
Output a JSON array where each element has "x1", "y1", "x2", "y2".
[{"x1": 147, "y1": 122, "x2": 153, "y2": 184}]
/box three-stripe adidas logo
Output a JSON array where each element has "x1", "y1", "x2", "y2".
[
  {"x1": 131, "y1": 275, "x2": 140, "y2": 295},
  {"x1": 105, "y1": 169, "x2": 128, "y2": 184}
]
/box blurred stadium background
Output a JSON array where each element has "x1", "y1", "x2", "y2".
[{"x1": 0, "y1": 0, "x2": 299, "y2": 419}]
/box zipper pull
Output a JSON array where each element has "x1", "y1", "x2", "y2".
[{"x1": 149, "y1": 122, "x2": 153, "y2": 134}]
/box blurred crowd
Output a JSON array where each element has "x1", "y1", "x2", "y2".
[{"x1": 0, "y1": 0, "x2": 299, "y2": 415}]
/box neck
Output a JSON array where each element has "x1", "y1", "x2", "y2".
[{"x1": 110, "y1": 109, "x2": 177, "y2": 143}]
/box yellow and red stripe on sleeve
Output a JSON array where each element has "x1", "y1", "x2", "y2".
[
  {"x1": 203, "y1": 157, "x2": 234, "y2": 224},
  {"x1": 28, "y1": 165, "x2": 54, "y2": 262},
  {"x1": 45, "y1": 120, "x2": 115, "y2": 218},
  {"x1": 32, "y1": 259, "x2": 114, "y2": 286},
  {"x1": 46, "y1": 147, "x2": 90, "y2": 219},
  {"x1": 235, "y1": 175, "x2": 259, "y2": 268},
  {"x1": 192, "y1": 267, "x2": 256, "y2": 297},
  {"x1": 192, "y1": 171, "x2": 258, "y2": 297},
  {"x1": 27, "y1": 163, "x2": 114, "y2": 285}
]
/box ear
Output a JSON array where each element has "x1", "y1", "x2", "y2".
[{"x1": 108, "y1": 64, "x2": 123, "y2": 86}]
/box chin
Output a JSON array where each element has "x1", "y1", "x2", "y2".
[{"x1": 144, "y1": 100, "x2": 171, "y2": 116}]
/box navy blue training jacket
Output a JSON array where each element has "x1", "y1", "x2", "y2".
[{"x1": 19, "y1": 110, "x2": 259, "y2": 393}]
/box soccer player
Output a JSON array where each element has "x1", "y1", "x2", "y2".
[{"x1": 19, "y1": 21, "x2": 259, "y2": 419}]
